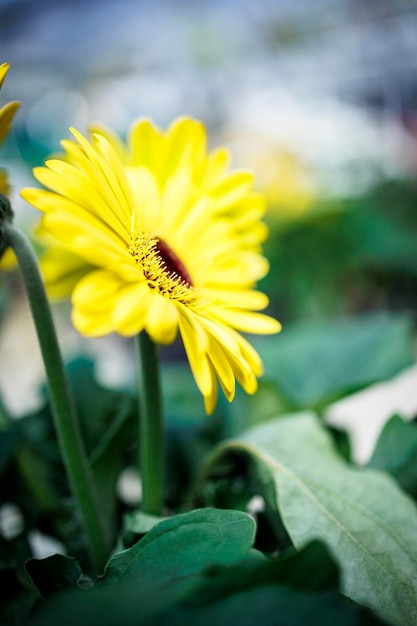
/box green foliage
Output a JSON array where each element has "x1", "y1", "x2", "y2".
[
  {"x1": 263, "y1": 180, "x2": 417, "y2": 320},
  {"x1": 98, "y1": 508, "x2": 255, "y2": 586},
  {"x1": 4, "y1": 84, "x2": 417, "y2": 626},
  {"x1": 193, "y1": 413, "x2": 417, "y2": 625},
  {"x1": 23, "y1": 511, "x2": 379, "y2": 626},
  {"x1": 1, "y1": 318, "x2": 416, "y2": 624},
  {"x1": 0, "y1": 358, "x2": 137, "y2": 574},
  {"x1": 1, "y1": 297, "x2": 417, "y2": 624}
]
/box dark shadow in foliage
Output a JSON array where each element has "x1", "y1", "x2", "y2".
[
  {"x1": 0, "y1": 566, "x2": 39, "y2": 625},
  {"x1": 25, "y1": 554, "x2": 84, "y2": 598},
  {"x1": 190, "y1": 448, "x2": 293, "y2": 555},
  {"x1": 24, "y1": 540, "x2": 386, "y2": 626}
]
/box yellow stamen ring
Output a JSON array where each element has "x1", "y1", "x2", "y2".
[{"x1": 129, "y1": 230, "x2": 195, "y2": 304}]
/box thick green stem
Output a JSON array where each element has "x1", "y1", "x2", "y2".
[
  {"x1": 135, "y1": 331, "x2": 164, "y2": 515},
  {"x1": 3, "y1": 222, "x2": 108, "y2": 573}
]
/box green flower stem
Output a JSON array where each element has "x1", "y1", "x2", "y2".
[
  {"x1": 135, "y1": 331, "x2": 164, "y2": 515},
  {"x1": 3, "y1": 222, "x2": 109, "y2": 573}
]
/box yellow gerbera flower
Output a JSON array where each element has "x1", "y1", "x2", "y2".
[
  {"x1": 0, "y1": 62, "x2": 19, "y2": 270},
  {"x1": 22, "y1": 117, "x2": 281, "y2": 412},
  {"x1": 0, "y1": 63, "x2": 19, "y2": 148},
  {"x1": 0, "y1": 61, "x2": 18, "y2": 196}
]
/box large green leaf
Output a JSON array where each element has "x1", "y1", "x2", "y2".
[
  {"x1": 194, "y1": 413, "x2": 417, "y2": 625},
  {"x1": 250, "y1": 312, "x2": 414, "y2": 409},
  {"x1": 98, "y1": 508, "x2": 255, "y2": 586}
]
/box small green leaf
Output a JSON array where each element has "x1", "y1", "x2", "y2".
[
  {"x1": 25, "y1": 554, "x2": 83, "y2": 597},
  {"x1": 367, "y1": 415, "x2": 417, "y2": 498},
  {"x1": 194, "y1": 413, "x2": 417, "y2": 625},
  {"x1": 98, "y1": 508, "x2": 255, "y2": 586},
  {"x1": 123, "y1": 510, "x2": 166, "y2": 536},
  {"x1": 120, "y1": 510, "x2": 166, "y2": 549}
]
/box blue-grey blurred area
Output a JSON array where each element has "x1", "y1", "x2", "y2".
[
  {"x1": 1, "y1": 0, "x2": 417, "y2": 183},
  {"x1": 2, "y1": 0, "x2": 417, "y2": 316}
]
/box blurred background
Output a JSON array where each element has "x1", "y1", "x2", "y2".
[{"x1": 1, "y1": 0, "x2": 417, "y2": 460}]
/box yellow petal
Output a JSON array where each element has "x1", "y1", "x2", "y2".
[
  {"x1": 200, "y1": 147, "x2": 230, "y2": 188},
  {"x1": 0, "y1": 63, "x2": 10, "y2": 88},
  {"x1": 72, "y1": 270, "x2": 124, "y2": 314},
  {"x1": 71, "y1": 308, "x2": 114, "y2": 337},
  {"x1": 212, "y1": 307, "x2": 282, "y2": 335},
  {"x1": 32, "y1": 163, "x2": 128, "y2": 239},
  {"x1": 40, "y1": 247, "x2": 91, "y2": 300},
  {"x1": 197, "y1": 314, "x2": 242, "y2": 357},
  {"x1": 177, "y1": 306, "x2": 212, "y2": 398},
  {"x1": 90, "y1": 123, "x2": 128, "y2": 162},
  {"x1": 206, "y1": 336, "x2": 235, "y2": 401},
  {"x1": 125, "y1": 165, "x2": 160, "y2": 227},
  {"x1": 171, "y1": 195, "x2": 212, "y2": 244},
  {"x1": 203, "y1": 362, "x2": 218, "y2": 415},
  {"x1": 228, "y1": 326, "x2": 264, "y2": 376},
  {"x1": 160, "y1": 166, "x2": 194, "y2": 232},
  {"x1": 197, "y1": 312, "x2": 259, "y2": 395},
  {"x1": 206, "y1": 288, "x2": 269, "y2": 311},
  {"x1": 164, "y1": 117, "x2": 207, "y2": 178},
  {"x1": 112, "y1": 282, "x2": 151, "y2": 335},
  {"x1": 60, "y1": 137, "x2": 132, "y2": 223},
  {"x1": 40, "y1": 212, "x2": 131, "y2": 273},
  {"x1": 0, "y1": 101, "x2": 19, "y2": 145},
  {"x1": 129, "y1": 118, "x2": 165, "y2": 176},
  {"x1": 209, "y1": 170, "x2": 254, "y2": 212},
  {"x1": 145, "y1": 293, "x2": 178, "y2": 345},
  {"x1": 91, "y1": 132, "x2": 135, "y2": 222},
  {"x1": 70, "y1": 126, "x2": 134, "y2": 217},
  {"x1": 0, "y1": 64, "x2": 20, "y2": 147}
]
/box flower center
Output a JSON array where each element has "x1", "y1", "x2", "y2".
[{"x1": 129, "y1": 230, "x2": 195, "y2": 304}]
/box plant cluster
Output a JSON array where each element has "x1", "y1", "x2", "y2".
[{"x1": 1, "y1": 62, "x2": 417, "y2": 626}]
